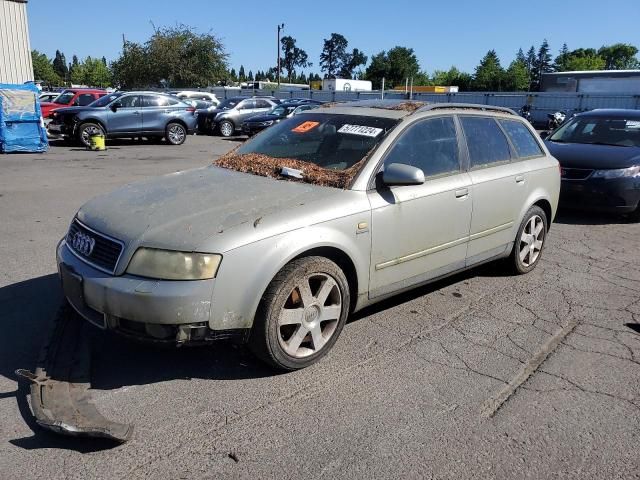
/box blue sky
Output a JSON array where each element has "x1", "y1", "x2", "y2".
[{"x1": 28, "y1": 0, "x2": 640, "y2": 75}]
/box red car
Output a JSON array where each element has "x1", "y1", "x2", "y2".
[{"x1": 40, "y1": 89, "x2": 107, "y2": 118}]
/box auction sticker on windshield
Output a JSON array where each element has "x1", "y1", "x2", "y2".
[
  {"x1": 292, "y1": 121, "x2": 320, "y2": 133},
  {"x1": 338, "y1": 124, "x2": 383, "y2": 137}
]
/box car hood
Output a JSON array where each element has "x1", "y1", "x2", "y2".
[
  {"x1": 245, "y1": 113, "x2": 284, "y2": 123},
  {"x1": 545, "y1": 140, "x2": 640, "y2": 169},
  {"x1": 52, "y1": 106, "x2": 101, "y2": 116},
  {"x1": 76, "y1": 165, "x2": 351, "y2": 257}
]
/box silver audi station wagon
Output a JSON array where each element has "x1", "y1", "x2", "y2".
[{"x1": 58, "y1": 101, "x2": 560, "y2": 370}]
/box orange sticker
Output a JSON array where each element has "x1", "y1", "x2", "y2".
[{"x1": 292, "y1": 121, "x2": 320, "y2": 133}]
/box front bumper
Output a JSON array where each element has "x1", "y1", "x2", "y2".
[
  {"x1": 559, "y1": 176, "x2": 640, "y2": 213},
  {"x1": 56, "y1": 239, "x2": 227, "y2": 344},
  {"x1": 242, "y1": 123, "x2": 267, "y2": 135}
]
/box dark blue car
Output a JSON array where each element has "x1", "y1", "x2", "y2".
[
  {"x1": 47, "y1": 91, "x2": 197, "y2": 147},
  {"x1": 545, "y1": 109, "x2": 640, "y2": 219}
]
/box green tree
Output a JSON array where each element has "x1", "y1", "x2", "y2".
[
  {"x1": 52, "y1": 50, "x2": 68, "y2": 84},
  {"x1": 112, "y1": 25, "x2": 227, "y2": 88},
  {"x1": 229, "y1": 68, "x2": 237, "y2": 81},
  {"x1": 338, "y1": 48, "x2": 367, "y2": 79},
  {"x1": 319, "y1": 33, "x2": 348, "y2": 78},
  {"x1": 238, "y1": 65, "x2": 246, "y2": 82},
  {"x1": 364, "y1": 46, "x2": 420, "y2": 89},
  {"x1": 564, "y1": 48, "x2": 605, "y2": 71},
  {"x1": 248, "y1": 70, "x2": 254, "y2": 81},
  {"x1": 472, "y1": 50, "x2": 505, "y2": 91},
  {"x1": 81, "y1": 56, "x2": 111, "y2": 87},
  {"x1": 531, "y1": 39, "x2": 553, "y2": 90},
  {"x1": 597, "y1": 43, "x2": 640, "y2": 69},
  {"x1": 554, "y1": 43, "x2": 571, "y2": 71},
  {"x1": 525, "y1": 46, "x2": 536, "y2": 87},
  {"x1": 281, "y1": 36, "x2": 311, "y2": 82},
  {"x1": 111, "y1": 41, "x2": 151, "y2": 88},
  {"x1": 505, "y1": 59, "x2": 530, "y2": 91},
  {"x1": 31, "y1": 50, "x2": 60, "y2": 85}
]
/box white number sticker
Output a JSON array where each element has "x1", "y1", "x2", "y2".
[{"x1": 338, "y1": 124, "x2": 383, "y2": 137}]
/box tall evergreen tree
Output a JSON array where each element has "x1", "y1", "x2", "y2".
[
  {"x1": 248, "y1": 70, "x2": 254, "y2": 81},
  {"x1": 238, "y1": 65, "x2": 246, "y2": 81},
  {"x1": 532, "y1": 39, "x2": 553, "y2": 91},
  {"x1": 472, "y1": 50, "x2": 505, "y2": 91},
  {"x1": 319, "y1": 33, "x2": 348, "y2": 78},
  {"x1": 52, "y1": 50, "x2": 68, "y2": 83},
  {"x1": 554, "y1": 43, "x2": 571, "y2": 72}
]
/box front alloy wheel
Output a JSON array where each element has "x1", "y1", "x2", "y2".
[
  {"x1": 250, "y1": 256, "x2": 350, "y2": 370},
  {"x1": 78, "y1": 122, "x2": 104, "y2": 148}
]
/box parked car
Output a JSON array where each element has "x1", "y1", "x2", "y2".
[
  {"x1": 286, "y1": 98, "x2": 324, "y2": 105},
  {"x1": 39, "y1": 91, "x2": 60, "y2": 103},
  {"x1": 181, "y1": 98, "x2": 216, "y2": 110},
  {"x1": 242, "y1": 102, "x2": 320, "y2": 135},
  {"x1": 47, "y1": 91, "x2": 197, "y2": 147},
  {"x1": 544, "y1": 109, "x2": 640, "y2": 218},
  {"x1": 56, "y1": 100, "x2": 559, "y2": 371},
  {"x1": 40, "y1": 88, "x2": 107, "y2": 118},
  {"x1": 196, "y1": 96, "x2": 280, "y2": 137},
  {"x1": 175, "y1": 91, "x2": 219, "y2": 106}
]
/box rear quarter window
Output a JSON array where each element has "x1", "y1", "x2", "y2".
[
  {"x1": 499, "y1": 119, "x2": 543, "y2": 158},
  {"x1": 460, "y1": 116, "x2": 512, "y2": 168}
]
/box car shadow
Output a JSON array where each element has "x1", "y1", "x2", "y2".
[{"x1": 554, "y1": 208, "x2": 636, "y2": 226}]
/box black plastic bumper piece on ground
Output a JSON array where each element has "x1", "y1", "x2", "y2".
[{"x1": 16, "y1": 303, "x2": 133, "y2": 443}]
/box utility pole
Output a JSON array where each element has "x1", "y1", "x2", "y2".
[{"x1": 277, "y1": 23, "x2": 284, "y2": 89}]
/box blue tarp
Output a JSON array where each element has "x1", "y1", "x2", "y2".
[{"x1": 0, "y1": 83, "x2": 49, "y2": 153}]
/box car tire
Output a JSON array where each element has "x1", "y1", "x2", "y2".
[
  {"x1": 77, "y1": 122, "x2": 105, "y2": 148},
  {"x1": 165, "y1": 122, "x2": 187, "y2": 145},
  {"x1": 249, "y1": 256, "x2": 350, "y2": 371},
  {"x1": 219, "y1": 120, "x2": 235, "y2": 138},
  {"x1": 510, "y1": 205, "x2": 548, "y2": 274}
]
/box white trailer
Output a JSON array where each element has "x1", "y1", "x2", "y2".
[{"x1": 322, "y1": 79, "x2": 372, "y2": 92}]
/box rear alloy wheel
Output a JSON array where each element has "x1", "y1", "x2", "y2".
[
  {"x1": 511, "y1": 206, "x2": 548, "y2": 274},
  {"x1": 219, "y1": 120, "x2": 234, "y2": 137},
  {"x1": 166, "y1": 122, "x2": 186, "y2": 145},
  {"x1": 249, "y1": 256, "x2": 350, "y2": 371},
  {"x1": 78, "y1": 122, "x2": 104, "y2": 148}
]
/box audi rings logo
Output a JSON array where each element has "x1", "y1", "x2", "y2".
[{"x1": 72, "y1": 232, "x2": 96, "y2": 256}]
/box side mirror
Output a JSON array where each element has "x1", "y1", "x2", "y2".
[
  {"x1": 381, "y1": 163, "x2": 425, "y2": 186},
  {"x1": 539, "y1": 131, "x2": 550, "y2": 139},
  {"x1": 73, "y1": 98, "x2": 80, "y2": 106},
  {"x1": 110, "y1": 102, "x2": 120, "y2": 112}
]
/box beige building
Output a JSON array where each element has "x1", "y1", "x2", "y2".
[{"x1": 0, "y1": 0, "x2": 33, "y2": 84}]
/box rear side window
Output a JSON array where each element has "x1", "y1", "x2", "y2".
[
  {"x1": 460, "y1": 117, "x2": 511, "y2": 168},
  {"x1": 256, "y1": 99, "x2": 272, "y2": 109},
  {"x1": 384, "y1": 117, "x2": 460, "y2": 178},
  {"x1": 499, "y1": 120, "x2": 543, "y2": 158}
]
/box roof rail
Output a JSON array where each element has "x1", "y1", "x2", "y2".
[{"x1": 417, "y1": 103, "x2": 518, "y2": 116}]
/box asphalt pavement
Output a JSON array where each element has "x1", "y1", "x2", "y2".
[{"x1": 1, "y1": 135, "x2": 639, "y2": 479}]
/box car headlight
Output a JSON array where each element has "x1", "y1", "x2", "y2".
[
  {"x1": 260, "y1": 121, "x2": 274, "y2": 126},
  {"x1": 591, "y1": 165, "x2": 640, "y2": 179},
  {"x1": 126, "y1": 248, "x2": 222, "y2": 280}
]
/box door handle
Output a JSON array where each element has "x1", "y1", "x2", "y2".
[
  {"x1": 132, "y1": 111, "x2": 140, "y2": 115},
  {"x1": 515, "y1": 175, "x2": 525, "y2": 184},
  {"x1": 455, "y1": 188, "x2": 469, "y2": 199}
]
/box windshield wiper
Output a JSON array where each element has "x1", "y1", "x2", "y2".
[{"x1": 279, "y1": 166, "x2": 304, "y2": 179}]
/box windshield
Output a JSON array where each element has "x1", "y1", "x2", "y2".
[
  {"x1": 549, "y1": 116, "x2": 640, "y2": 147},
  {"x1": 215, "y1": 113, "x2": 398, "y2": 188},
  {"x1": 53, "y1": 92, "x2": 75, "y2": 105},
  {"x1": 269, "y1": 105, "x2": 296, "y2": 116},
  {"x1": 218, "y1": 98, "x2": 242, "y2": 110},
  {"x1": 237, "y1": 113, "x2": 397, "y2": 170},
  {"x1": 88, "y1": 93, "x2": 123, "y2": 107}
]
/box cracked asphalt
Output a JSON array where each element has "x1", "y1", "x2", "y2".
[{"x1": 1, "y1": 136, "x2": 639, "y2": 479}]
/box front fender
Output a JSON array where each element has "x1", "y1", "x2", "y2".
[{"x1": 209, "y1": 212, "x2": 371, "y2": 331}]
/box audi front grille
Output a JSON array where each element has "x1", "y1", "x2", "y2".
[{"x1": 66, "y1": 220, "x2": 124, "y2": 274}]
